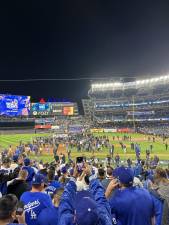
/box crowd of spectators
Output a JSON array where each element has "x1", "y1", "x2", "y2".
[
  {"x1": 137, "y1": 124, "x2": 169, "y2": 137},
  {"x1": 0, "y1": 143, "x2": 168, "y2": 225}
]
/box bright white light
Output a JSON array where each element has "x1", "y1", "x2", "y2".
[
  {"x1": 91, "y1": 74, "x2": 169, "y2": 92},
  {"x1": 92, "y1": 82, "x2": 122, "y2": 90},
  {"x1": 144, "y1": 79, "x2": 149, "y2": 84},
  {"x1": 159, "y1": 76, "x2": 164, "y2": 80},
  {"x1": 136, "y1": 80, "x2": 141, "y2": 85},
  {"x1": 163, "y1": 75, "x2": 169, "y2": 80}
]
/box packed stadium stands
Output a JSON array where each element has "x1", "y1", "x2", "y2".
[{"x1": 83, "y1": 76, "x2": 169, "y2": 131}]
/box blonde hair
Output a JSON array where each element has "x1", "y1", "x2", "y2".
[{"x1": 19, "y1": 169, "x2": 28, "y2": 180}]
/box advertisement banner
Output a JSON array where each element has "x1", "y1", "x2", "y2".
[
  {"x1": 90, "y1": 128, "x2": 104, "y2": 133},
  {"x1": 127, "y1": 111, "x2": 155, "y2": 116},
  {"x1": 104, "y1": 128, "x2": 117, "y2": 133},
  {"x1": 35, "y1": 124, "x2": 51, "y2": 129},
  {"x1": 31, "y1": 103, "x2": 51, "y2": 116},
  {"x1": 63, "y1": 106, "x2": 74, "y2": 116},
  {"x1": 51, "y1": 125, "x2": 60, "y2": 130},
  {"x1": 68, "y1": 125, "x2": 83, "y2": 133},
  {"x1": 117, "y1": 128, "x2": 135, "y2": 133}
]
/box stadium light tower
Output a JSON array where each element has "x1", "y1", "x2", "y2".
[{"x1": 90, "y1": 74, "x2": 169, "y2": 93}]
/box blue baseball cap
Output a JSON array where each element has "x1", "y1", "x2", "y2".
[
  {"x1": 24, "y1": 158, "x2": 31, "y2": 166},
  {"x1": 113, "y1": 166, "x2": 134, "y2": 185},
  {"x1": 75, "y1": 191, "x2": 98, "y2": 225},
  {"x1": 69, "y1": 168, "x2": 74, "y2": 176},
  {"x1": 13, "y1": 155, "x2": 19, "y2": 162},
  {"x1": 75, "y1": 190, "x2": 94, "y2": 202},
  {"x1": 61, "y1": 166, "x2": 67, "y2": 174},
  {"x1": 32, "y1": 174, "x2": 45, "y2": 185}
]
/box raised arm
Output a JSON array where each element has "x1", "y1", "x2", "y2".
[
  {"x1": 58, "y1": 178, "x2": 76, "y2": 225},
  {"x1": 83, "y1": 163, "x2": 112, "y2": 225}
]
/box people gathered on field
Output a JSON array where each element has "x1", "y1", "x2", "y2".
[{"x1": 0, "y1": 136, "x2": 169, "y2": 225}]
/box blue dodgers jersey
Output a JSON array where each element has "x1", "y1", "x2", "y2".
[
  {"x1": 109, "y1": 187, "x2": 154, "y2": 225},
  {"x1": 37, "y1": 207, "x2": 58, "y2": 225},
  {"x1": 20, "y1": 191, "x2": 53, "y2": 225}
]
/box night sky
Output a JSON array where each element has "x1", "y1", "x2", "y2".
[{"x1": 0, "y1": 0, "x2": 169, "y2": 103}]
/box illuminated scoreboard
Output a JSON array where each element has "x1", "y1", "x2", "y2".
[{"x1": 31, "y1": 102, "x2": 78, "y2": 116}]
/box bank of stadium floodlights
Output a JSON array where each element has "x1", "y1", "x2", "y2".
[{"x1": 91, "y1": 75, "x2": 169, "y2": 92}]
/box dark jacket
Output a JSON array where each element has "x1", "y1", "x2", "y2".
[
  {"x1": 0, "y1": 167, "x2": 20, "y2": 195},
  {"x1": 7, "y1": 179, "x2": 30, "y2": 199}
]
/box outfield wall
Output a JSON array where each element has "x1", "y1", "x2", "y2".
[{"x1": 0, "y1": 121, "x2": 35, "y2": 130}]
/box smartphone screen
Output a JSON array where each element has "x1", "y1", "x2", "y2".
[
  {"x1": 16, "y1": 207, "x2": 24, "y2": 215},
  {"x1": 76, "y1": 157, "x2": 84, "y2": 164},
  {"x1": 16, "y1": 201, "x2": 24, "y2": 215}
]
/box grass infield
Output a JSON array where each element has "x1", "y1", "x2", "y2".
[{"x1": 0, "y1": 132, "x2": 169, "y2": 162}]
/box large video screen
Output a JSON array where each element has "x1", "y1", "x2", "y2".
[
  {"x1": 31, "y1": 103, "x2": 51, "y2": 116},
  {"x1": 63, "y1": 106, "x2": 74, "y2": 116},
  {"x1": 0, "y1": 95, "x2": 30, "y2": 116}
]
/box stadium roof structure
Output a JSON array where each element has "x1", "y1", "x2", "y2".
[{"x1": 91, "y1": 75, "x2": 169, "y2": 92}]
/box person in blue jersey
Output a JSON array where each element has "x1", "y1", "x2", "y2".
[
  {"x1": 45, "y1": 169, "x2": 63, "y2": 196},
  {"x1": 133, "y1": 162, "x2": 143, "y2": 177},
  {"x1": 0, "y1": 194, "x2": 26, "y2": 225},
  {"x1": 37, "y1": 188, "x2": 64, "y2": 225},
  {"x1": 144, "y1": 173, "x2": 154, "y2": 190},
  {"x1": 149, "y1": 167, "x2": 169, "y2": 225},
  {"x1": 106, "y1": 166, "x2": 155, "y2": 225},
  {"x1": 20, "y1": 174, "x2": 53, "y2": 225},
  {"x1": 58, "y1": 163, "x2": 112, "y2": 225},
  {"x1": 15, "y1": 147, "x2": 21, "y2": 157},
  {"x1": 22, "y1": 158, "x2": 35, "y2": 186}
]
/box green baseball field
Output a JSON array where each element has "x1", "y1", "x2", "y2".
[{"x1": 0, "y1": 132, "x2": 169, "y2": 163}]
